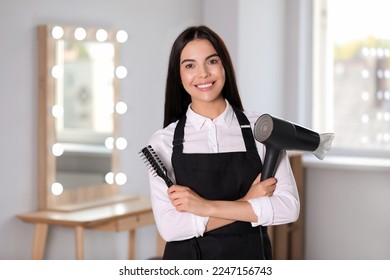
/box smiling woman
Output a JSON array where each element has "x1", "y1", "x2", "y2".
[{"x1": 145, "y1": 25, "x2": 300, "y2": 260}]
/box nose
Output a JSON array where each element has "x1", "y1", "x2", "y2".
[{"x1": 198, "y1": 64, "x2": 210, "y2": 78}]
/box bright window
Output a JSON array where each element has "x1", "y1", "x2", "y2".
[{"x1": 313, "y1": 0, "x2": 390, "y2": 156}]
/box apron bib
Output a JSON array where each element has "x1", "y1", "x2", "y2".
[{"x1": 163, "y1": 108, "x2": 272, "y2": 260}]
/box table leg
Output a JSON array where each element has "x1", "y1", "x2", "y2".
[
  {"x1": 32, "y1": 223, "x2": 48, "y2": 260},
  {"x1": 128, "y1": 229, "x2": 135, "y2": 259},
  {"x1": 75, "y1": 226, "x2": 84, "y2": 260}
]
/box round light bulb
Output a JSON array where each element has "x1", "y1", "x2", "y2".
[
  {"x1": 115, "y1": 101, "x2": 127, "y2": 115},
  {"x1": 115, "y1": 66, "x2": 127, "y2": 79},
  {"x1": 116, "y1": 30, "x2": 128, "y2": 43},
  {"x1": 105, "y1": 172, "x2": 115, "y2": 184},
  {"x1": 74, "y1": 27, "x2": 87, "y2": 40},
  {"x1": 52, "y1": 105, "x2": 64, "y2": 118},
  {"x1": 52, "y1": 143, "x2": 64, "y2": 156},
  {"x1": 51, "y1": 65, "x2": 63, "y2": 79},
  {"x1": 116, "y1": 137, "x2": 128, "y2": 150},
  {"x1": 51, "y1": 26, "x2": 64, "y2": 39},
  {"x1": 96, "y1": 29, "x2": 108, "y2": 42},
  {"x1": 105, "y1": 137, "x2": 114, "y2": 150},
  {"x1": 51, "y1": 182, "x2": 63, "y2": 196},
  {"x1": 115, "y1": 173, "x2": 127, "y2": 185}
]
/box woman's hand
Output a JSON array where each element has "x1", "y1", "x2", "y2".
[
  {"x1": 167, "y1": 185, "x2": 211, "y2": 216},
  {"x1": 241, "y1": 174, "x2": 277, "y2": 201},
  {"x1": 167, "y1": 175, "x2": 276, "y2": 219}
]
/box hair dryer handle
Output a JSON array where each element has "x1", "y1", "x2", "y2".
[{"x1": 260, "y1": 147, "x2": 282, "y2": 181}]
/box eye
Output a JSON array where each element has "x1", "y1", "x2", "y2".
[
  {"x1": 184, "y1": 63, "x2": 195, "y2": 69},
  {"x1": 208, "y1": 58, "x2": 220, "y2": 65}
]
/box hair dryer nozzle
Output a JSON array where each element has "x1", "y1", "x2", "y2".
[{"x1": 313, "y1": 133, "x2": 335, "y2": 160}]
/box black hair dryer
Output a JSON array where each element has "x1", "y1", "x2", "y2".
[{"x1": 254, "y1": 114, "x2": 335, "y2": 181}]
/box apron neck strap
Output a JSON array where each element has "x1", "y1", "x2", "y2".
[
  {"x1": 172, "y1": 114, "x2": 186, "y2": 154},
  {"x1": 233, "y1": 107, "x2": 257, "y2": 152},
  {"x1": 172, "y1": 108, "x2": 258, "y2": 154}
]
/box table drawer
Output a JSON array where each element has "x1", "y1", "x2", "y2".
[{"x1": 116, "y1": 211, "x2": 155, "y2": 231}]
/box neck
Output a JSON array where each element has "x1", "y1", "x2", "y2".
[{"x1": 190, "y1": 98, "x2": 227, "y2": 120}]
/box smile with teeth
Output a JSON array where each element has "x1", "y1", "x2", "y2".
[{"x1": 196, "y1": 82, "x2": 214, "y2": 89}]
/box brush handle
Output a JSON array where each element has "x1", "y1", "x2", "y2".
[{"x1": 162, "y1": 173, "x2": 174, "y2": 187}]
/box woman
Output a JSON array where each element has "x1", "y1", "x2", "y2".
[{"x1": 147, "y1": 25, "x2": 300, "y2": 260}]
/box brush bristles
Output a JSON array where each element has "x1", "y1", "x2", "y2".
[
  {"x1": 139, "y1": 145, "x2": 174, "y2": 187},
  {"x1": 139, "y1": 145, "x2": 167, "y2": 178}
]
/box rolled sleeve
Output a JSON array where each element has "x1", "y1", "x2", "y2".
[
  {"x1": 195, "y1": 216, "x2": 209, "y2": 237},
  {"x1": 247, "y1": 197, "x2": 274, "y2": 226}
]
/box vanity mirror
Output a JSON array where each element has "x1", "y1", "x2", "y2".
[{"x1": 38, "y1": 24, "x2": 130, "y2": 211}]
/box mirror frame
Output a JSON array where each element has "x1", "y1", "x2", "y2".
[{"x1": 38, "y1": 24, "x2": 128, "y2": 211}]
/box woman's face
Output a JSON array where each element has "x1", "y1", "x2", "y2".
[{"x1": 180, "y1": 39, "x2": 226, "y2": 107}]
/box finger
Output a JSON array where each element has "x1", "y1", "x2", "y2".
[
  {"x1": 168, "y1": 187, "x2": 193, "y2": 202},
  {"x1": 167, "y1": 185, "x2": 178, "y2": 194},
  {"x1": 167, "y1": 185, "x2": 187, "y2": 195},
  {"x1": 266, "y1": 184, "x2": 276, "y2": 191},
  {"x1": 265, "y1": 187, "x2": 274, "y2": 197},
  {"x1": 262, "y1": 177, "x2": 277, "y2": 187},
  {"x1": 167, "y1": 186, "x2": 181, "y2": 201}
]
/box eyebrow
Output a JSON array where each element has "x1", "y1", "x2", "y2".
[{"x1": 181, "y1": 53, "x2": 219, "y2": 64}]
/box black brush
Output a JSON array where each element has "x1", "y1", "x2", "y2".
[{"x1": 139, "y1": 145, "x2": 173, "y2": 187}]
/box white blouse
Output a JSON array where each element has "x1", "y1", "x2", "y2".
[{"x1": 147, "y1": 101, "x2": 300, "y2": 242}]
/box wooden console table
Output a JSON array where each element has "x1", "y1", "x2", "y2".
[{"x1": 18, "y1": 196, "x2": 163, "y2": 259}]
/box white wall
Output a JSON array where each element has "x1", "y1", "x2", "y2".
[
  {"x1": 237, "y1": 0, "x2": 285, "y2": 117},
  {"x1": 201, "y1": 0, "x2": 239, "y2": 66},
  {"x1": 304, "y1": 157, "x2": 390, "y2": 259}
]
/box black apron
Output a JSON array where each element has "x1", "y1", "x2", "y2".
[{"x1": 163, "y1": 108, "x2": 272, "y2": 260}]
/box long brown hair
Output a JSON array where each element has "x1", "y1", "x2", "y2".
[{"x1": 163, "y1": 25, "x2": 243, "y2": 127}]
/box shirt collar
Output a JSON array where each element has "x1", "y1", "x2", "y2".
[{"x1": 186, "y1": 99, "x2": 234, "y2": 130}]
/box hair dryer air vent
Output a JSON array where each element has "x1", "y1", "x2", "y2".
[{"x1": 254, "y1": 114, "x2": 274, "y2": 143}]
